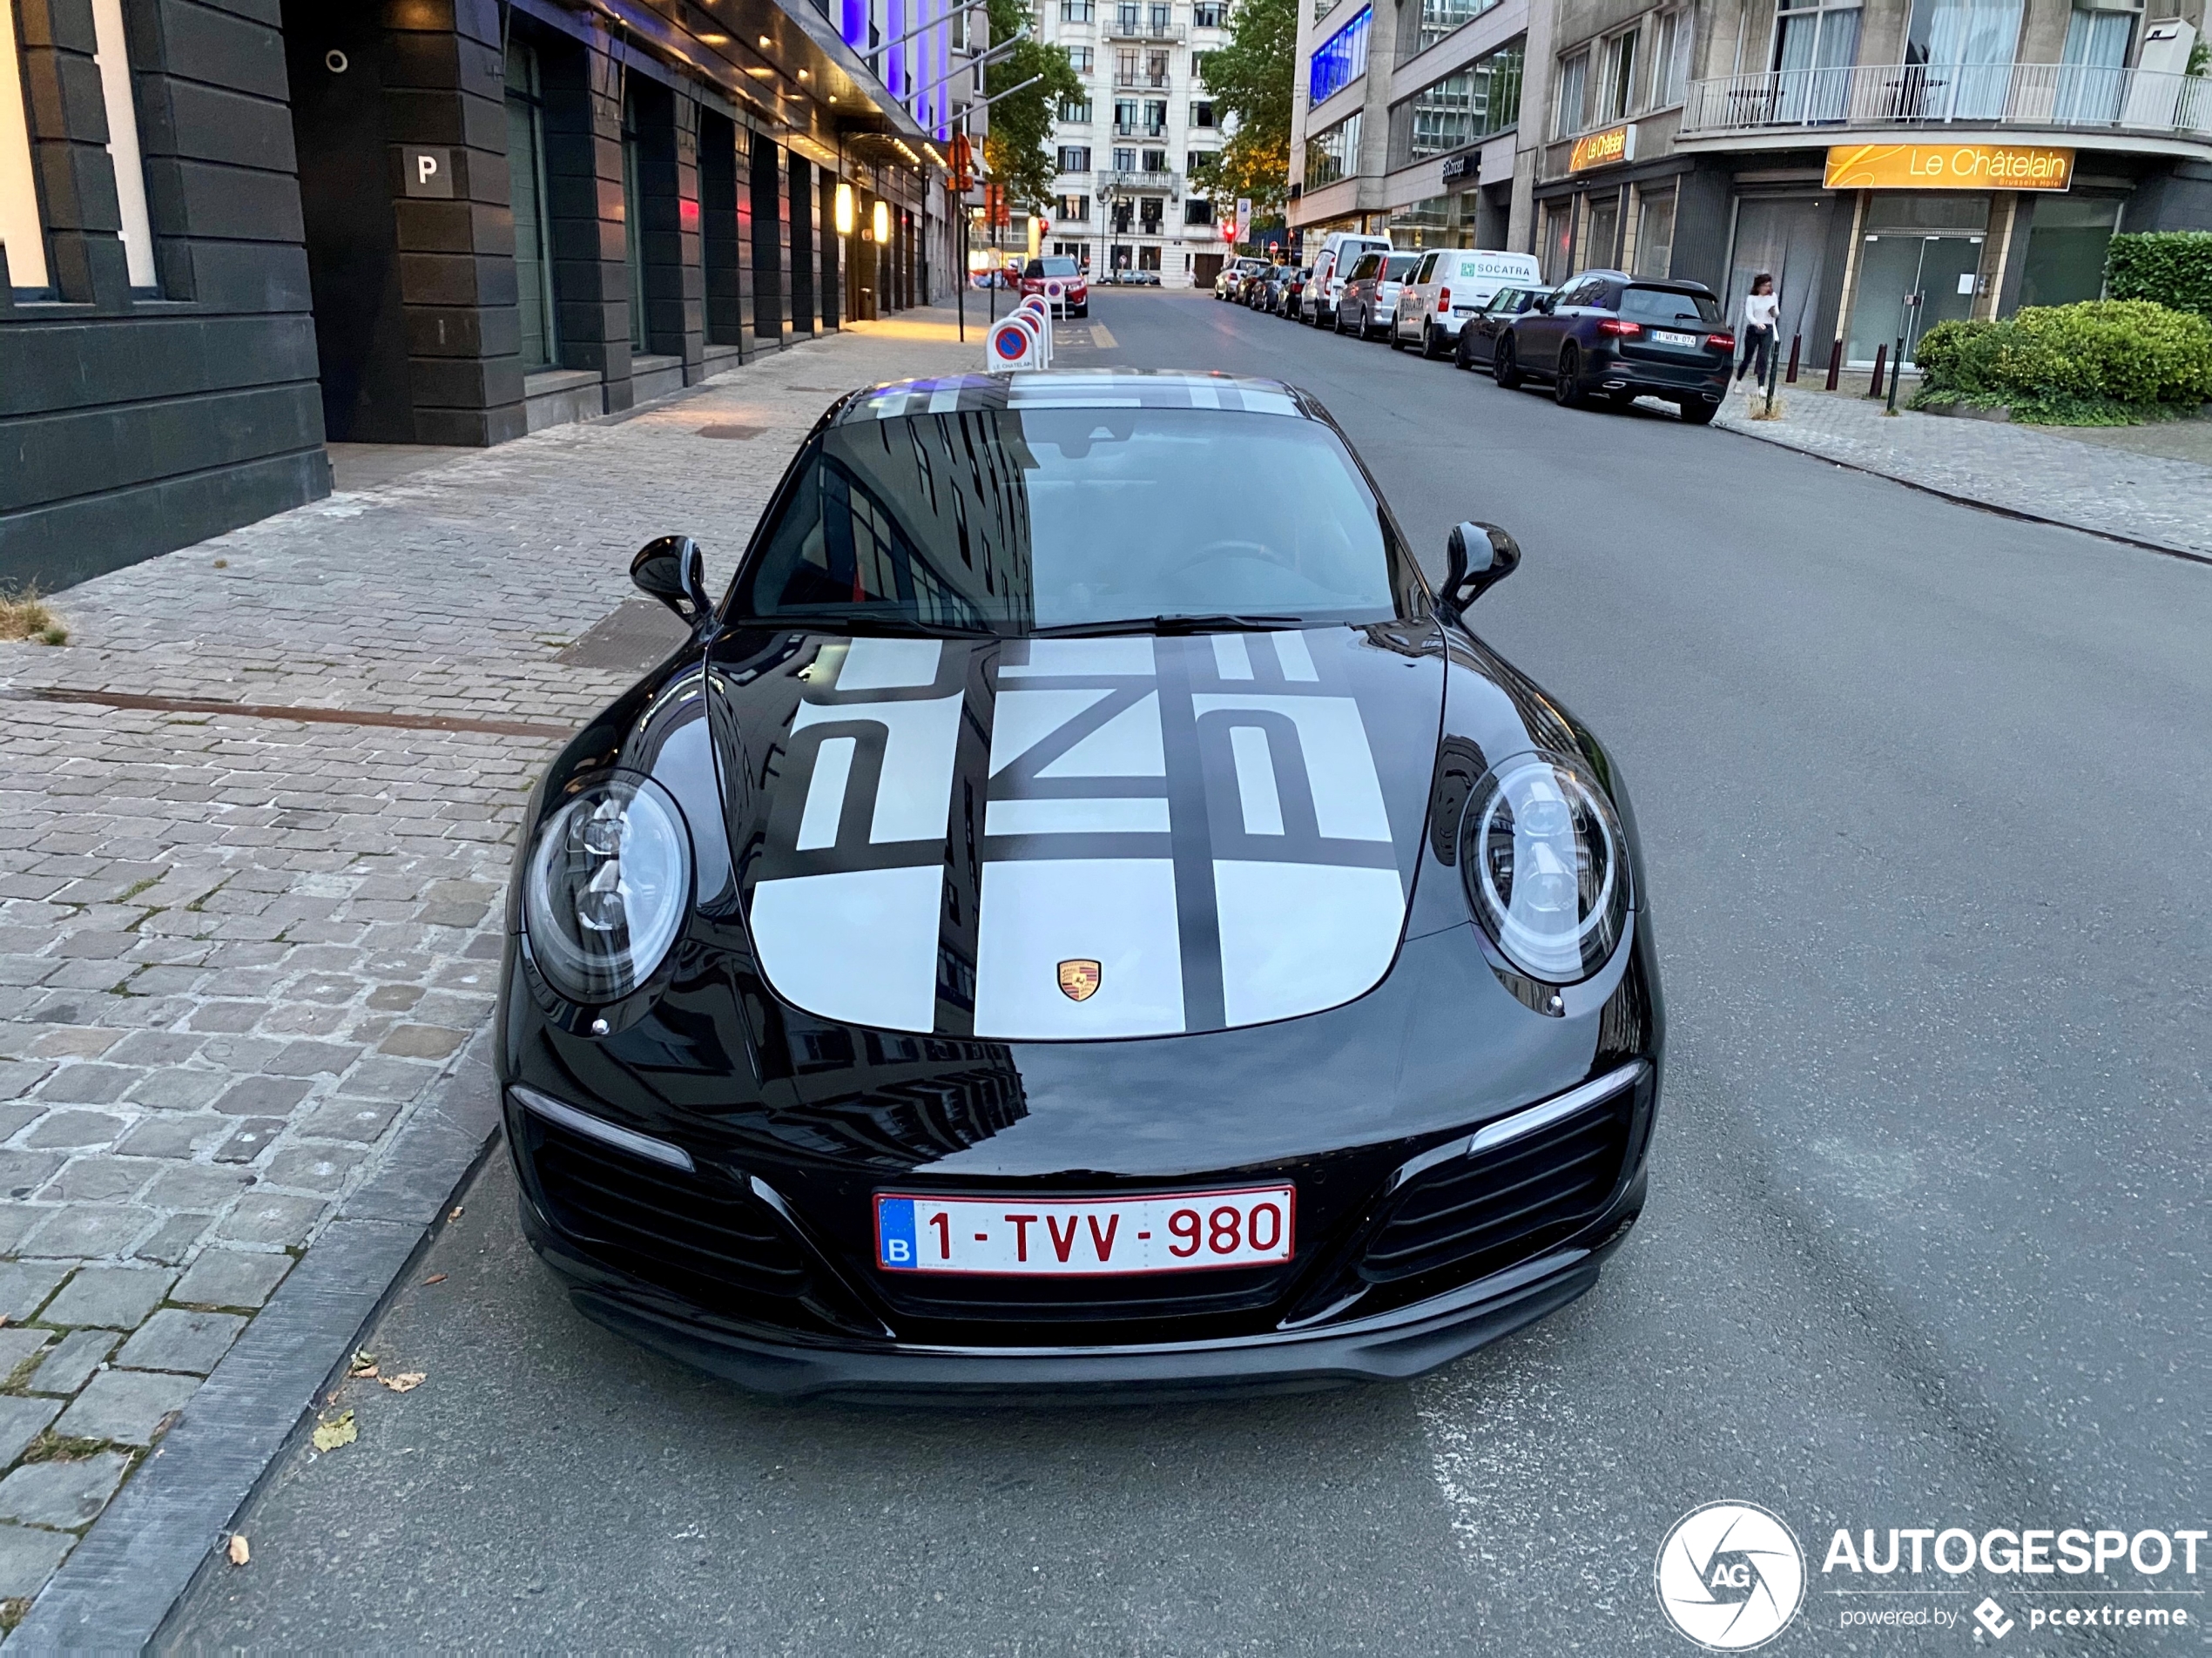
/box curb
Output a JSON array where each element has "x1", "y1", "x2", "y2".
[
  {"x1": 3, "y1": 1028, "x2": 502, "y2": 1652},
  {"x1": 1715, "y1": 409, "x2": 2212, "y2": 571}
]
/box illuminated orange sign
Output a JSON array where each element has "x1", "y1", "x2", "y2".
[
  {"x1": 1824, "y1": 143, "x2": 2074, "y2": 192},
  {"x1": 1568, "y1": 125, "x2": 1635, "y2": 172}
]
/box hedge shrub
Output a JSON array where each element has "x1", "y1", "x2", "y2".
[
  {"x1": 2106, "y1": 232, "x2": 2212, "y2": 319},
  {"x1": 1914, "y1": 300, "x2": 2212, "y2": 422}
]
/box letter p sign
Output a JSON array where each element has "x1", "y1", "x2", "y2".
[{"x1": 404, "y1": 147, "x2": 455, "y2": 199}]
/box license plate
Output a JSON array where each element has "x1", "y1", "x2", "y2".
[
  {"x1": 1653, "y1": 329, "x2": 1701, "y2": 348},
  {"x1": 874, "y1": 1186, "x2": 1296, "y2": 1276}
]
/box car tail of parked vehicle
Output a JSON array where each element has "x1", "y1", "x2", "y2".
[
  {"x1": 1489, "y1": 271, "x2": 1734, "y2": 424},
  {"x1": 1301, "y1": 233, "x2": 1390, "y2": 327},
  {"x1": 1397, "y1": 251, "x2": 1544, "y2": 358}
]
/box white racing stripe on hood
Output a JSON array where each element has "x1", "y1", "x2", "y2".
[
  {"x1": 749, "y1": 866, "x2": 943, "y2": 1033},
  {"x1": 1215, "y1": 862, "x2": 1406, "y2": 1028},
  {"x1": 833, "y1": 637, "x2": 943, "y2": 690},
  {"x1": 792, "y1": 695, "x2": 963, "y2": 844},
  {"x1": 989, "y1": 689, "x2": 1111, "y2": 775},
  {"x1": 1193, "y1": 694, "x2": 1393, "y2": 842},
  {"x1": 1040, "y1": 691, "x2": 1165, "y2": 777},
  {"x1": 973, "y1": 859, "x2": 1185, "y2": 1037}
]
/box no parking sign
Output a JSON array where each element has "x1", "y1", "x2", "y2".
[{"x1": 988, "y1": 317, "x2": 1041, "y2": 371}]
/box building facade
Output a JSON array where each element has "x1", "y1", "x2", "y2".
[
  {"x1": 1039, "y1": 0, "x2": 1233, "y2": 286},
  {"x1": 1289, "y1": 0, "x2": 1545, "y2": 251},
  {"x1": 1290, "y1": 0, "x2": 2211, "y2": 366},
  {"x1": 2, "y1": 0, "x2": 975, "y2": 593}
]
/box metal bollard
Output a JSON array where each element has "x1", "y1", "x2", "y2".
[
  {"x1": 1885, "y1": 335, "x2": 1905, "y2": 414},
  {"x1": 1786, "y1": 334, "x2": 1801, "y2": 383},
  {"x1": 1868, "y1": 343, "x2": 1887, "y2": 400},
  {"x1": 1825, "y1": 340, "x2": 1842, "y2": 392}
]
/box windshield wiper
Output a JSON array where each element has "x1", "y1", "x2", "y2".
[
  {"x1": 1028, "y1": 613, "x2": 1311, "y2": 637},
  {"x1": 732, "y1": 614, "x2": 1000, "y2": 638}
]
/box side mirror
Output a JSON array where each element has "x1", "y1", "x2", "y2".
[
  {"x1": 1441, "y1": 522, "x2": 1522, "y2": 616},
  {"x1": 1536, "y1": 293, "x2": 1556, "y2": 314},
  {"x1": 631, "y1": 535, "x2": 715, "y2": 630}
]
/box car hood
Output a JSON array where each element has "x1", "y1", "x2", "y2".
[{"x1": 705, "y1": 624, "x2": 1446, "y2": 1042}]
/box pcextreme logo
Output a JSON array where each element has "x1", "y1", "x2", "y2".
[{"x1": 1655, "y1": 1502, "x2": 1808, "y2": 1650}]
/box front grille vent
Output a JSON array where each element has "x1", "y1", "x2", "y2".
[{"x1": 1359, "y1": 1088, "x2": 1633, "y2": 1288}]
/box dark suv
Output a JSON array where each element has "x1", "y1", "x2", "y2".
[{"x1": 1491, "y1": 271, "x2": 1735, "y2": 423}]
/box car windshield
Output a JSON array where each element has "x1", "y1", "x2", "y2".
[
  {"x1": 733, "y1": 408, "x2": 1418, "y2": 635},
  {"x1": 1620, "y1": 286, "x2": 1722, "y2": 325},
  {"x1": 1027, "y1": 257, "x2": 1080, "y2": 278},
  {"x1": 1384, "y1": 254, "x2": 1420, "y2": 280}
]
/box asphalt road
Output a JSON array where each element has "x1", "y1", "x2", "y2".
[{"x1": 165, "y1": 293, "x2": 2212, "y2": 1654}]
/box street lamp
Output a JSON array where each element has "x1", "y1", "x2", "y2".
[{"x1": 834, "y1": 182, "x2": 856, "y2": 236}]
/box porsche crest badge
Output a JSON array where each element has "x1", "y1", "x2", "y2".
[{"x1": 1057, "y1": 959, "x2": 1103, "y2": 1002}]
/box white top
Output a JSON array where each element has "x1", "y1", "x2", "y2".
[{"x1": 1743, "y1": 292, "x2": 1780, "y2": 328}]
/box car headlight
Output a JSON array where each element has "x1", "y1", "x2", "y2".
[
  {"x1": 523, "y1": 772, "x2": 691, "y2": 1005},
  {"x1": 1460, "y1": 752, "x2": 1628, "y2": 985}
]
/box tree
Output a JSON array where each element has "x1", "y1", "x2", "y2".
[
  {"x1": 982, "y1": 0, "x2": 1085, "y2": 215},
  {"x1": 1197, "y1": 0, "x2": 1296, "y2": 218}
]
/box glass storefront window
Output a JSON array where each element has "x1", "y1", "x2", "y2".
[
  {"x1": 1305, "y1": 112, "x2": 1361, "y2": 187},
  {"x1": 1635, "y1": 187, "x2": 1675, "y2": 276},
  {"x1": 622, "y1": 91, "x2": 647, "y2": 351},
  {"x1": 2018, "y1": 196, "x2": 2121, "y2": 307}
]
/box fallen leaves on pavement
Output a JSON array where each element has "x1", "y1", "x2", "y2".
[
  {"x1": 423, "y1": 1274, "x2": 447, "y2": 1285},
  {"x1": 227, "y1": 1534, "x2": 250, "y2": 1567},
  {"x1": 312, "y1": 1410, "x2": 357, "y2": 1452},
  {"x1": 347, "y1": 1351, "x2": 379, "y2": 1378},
  {"x1": 381, "y1": 1372, "x2": 426, "y2": 1393}
]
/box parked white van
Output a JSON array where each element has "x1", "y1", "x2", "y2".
[
  {"x1": 1298, "y1": 232, "x2": 1392, "y2": 327},
  {"x1": 1393, "y1": 249, "x2": 1546, "y2": 357}
]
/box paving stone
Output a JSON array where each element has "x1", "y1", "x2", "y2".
[
  {"x1": 113, "y1": 1307, "x2": 247, "y2": 1376},
  {"x1": 0, "y1": 1061, "x2": 55, "y2": 1101},
  {"x1": 38, "y1": 1265, "x2": 176, "y2": 1330},
  {"x1": 0, "y1": 1397, "x2": 63, "y2": 1466},
  {"x1": 34, "y1": 1157, "x2": 149, "y2": 1203},
  {"x1": 52, "y1": 1368, "x2": 199, "y2": 1446},
  {"x1": 18, "y1": 1205, "x2": 154, "y2": 1260},
  {"x1": 125, "y1": 1068, "x2": 226, "y2": 1110},
  {"x1": 263, "y1": 1142, "x2": 367, "y2": 1193},
  {"x1": 131, "y1": 1211, "x2": 212, "y2": 1265},
  {"x1": 141, "y1": 1162, "x2": 255, "y2": 1210},
  {"x1": 29, "y1": 1065, "x2": 138, "y2": 1106},
  {"x1": 112, "y1": 1115, "x2": 225, "y2": 1159},
  {"x1": 0, "y1": 1520, "x2": 75, "y2": 1598},
  {"x1": 100, "y1": 1030, "x2": 203, "y2": 1066},
  {"x1": 0, "y1": 1451, "x2": 132, "y2": 1529},
  {"x1": 171, "y1": 1250, "x2": 292, "y2": 1311},
  {"x1": 0, "y1": 1151, "x2": 66, "y2": 1200},
  {"x1": 291, "y1": 1096, "x2": 400, "y2": 1143},
  {"x1": 210, "y1": 1075, "x2": 311, "y2": 1117},
  {"x1": 379, "y1": 1024, "x2": 467, "y2": 1060},
  {"x1": 214, "y1": 1191, "x2": 326, "y2": 1248},
  {"x1": 213, "y1": 1118, "x2": 287, "y2": 1163},
  {"x1": 0, "y1": 1202, "x2": 41, "y2": 1255},
  {"x1": 20, "y1": 1109, "x2": 129, "y2": 1150},
  {"x1": 263, "y1": 1040, "x2": 361, "y2": 1076},
  {"x1": 0, "y1": 1327, "x2": 53, "y2": 1382},
  {"x1": 0, "y1": 1264, "x2": 68, "y2": 1322},
  {"x1": 24, "y1": 1028, "x2": 117, "y2": 1058},
  {"x1": 27, "y1": 1330, "x2": 120, "y2": 1396}
]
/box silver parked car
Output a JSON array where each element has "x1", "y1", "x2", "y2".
[{"x1": 1334, "y1": 250, "x2": 1420, "y2": 341}]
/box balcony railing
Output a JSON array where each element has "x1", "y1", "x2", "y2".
[
  {"x1": 1112, "y1": 122, "x2": 1171, "y2": 137},
  {"x1": 1103, "y1": 19, "x2": 1184, "y2": 42},
  {"x1": 1104, "y1": 168, "x2": 1183, "y2": 192},
  {"x1": 1114, "y1": 72, "x2": 1174, "y2": 89},
  {"x1": 1680, "y1": 61, "x2": 2212, "y2": 139}
]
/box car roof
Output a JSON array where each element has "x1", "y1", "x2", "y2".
[{"x1": 834, "y1": 370, "x2": 1315, "y2": 425}]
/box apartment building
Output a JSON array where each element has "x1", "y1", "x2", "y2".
[
  {"x1": 1289, "y1": 0, "x2": 1544, "y2": 250},
  {"x1": 2, "y1": 0, "x2": 973, "y2": 592},
  {"x1": 1041, "y1": 0, "x2": 1234, "y2": 285},
  {"x1": 1538, "y1": 0, "x2": 2209, "y2": 367},
  {"x1": 1289, "y1": 0, "x2": 2211, "y2": 373}
]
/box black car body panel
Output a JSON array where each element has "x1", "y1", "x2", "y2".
[
  {"x1": 497, "y1": 371, "x2": 1664, "y2": 1396},
  {"x1": 1454, "y1": 286, "x2": 1554, "y2": 371}
]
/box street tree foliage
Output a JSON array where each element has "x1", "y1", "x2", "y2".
[
  {"x1": 1194, "y1": 0, "x2": 1296, "y2": 217},
  {"x1": 983, "y1": 0, "x2": 1085, "y2": 214}
]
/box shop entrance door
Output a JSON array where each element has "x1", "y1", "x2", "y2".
[{"x1": 1845, "y1": 233, "x2": 1981, "y2": 366}]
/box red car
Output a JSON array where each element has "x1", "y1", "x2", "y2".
[{"x1": 1019, "y1": 255, "x2": 1089, "y2": 318}]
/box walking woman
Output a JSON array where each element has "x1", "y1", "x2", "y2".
[{"x1": 1737, "y1": 273, "x2": 1778, "y2": 386}]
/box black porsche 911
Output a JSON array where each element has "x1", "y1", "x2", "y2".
[{"x1": 497, "y1": 370, "x2": 1662, "y2": 1399}]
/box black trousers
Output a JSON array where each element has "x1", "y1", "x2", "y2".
[{"x1": 1737, "y1": 325, "x2": 1775, "y2": 382}]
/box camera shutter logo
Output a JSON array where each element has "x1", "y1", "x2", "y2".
[{"x1": 1654, "y1": 1502, "x2": 1805, "y2": 1650}]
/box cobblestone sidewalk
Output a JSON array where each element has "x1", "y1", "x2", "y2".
[
  {"x1": 1714, "y1": 386, "x2": 2212, "y2": 561},
  {"x1": 0, "y1": 313, "x2": 976, "y2": 1616}
]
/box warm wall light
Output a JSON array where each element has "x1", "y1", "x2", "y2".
[
  {"x1": 834, "y1": 181, "x2": 856, "y2": 236},
  {"x1": 758, "y1": 33, "x2": 771, "y2": 46},
  {"x1": 872, "y1": 200, "x2": 890, "y2": 242}
]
